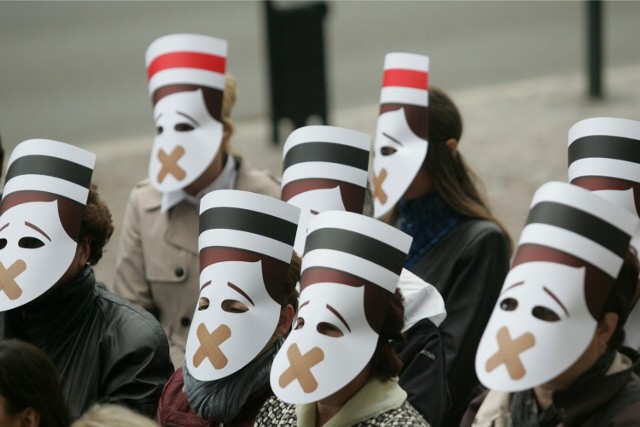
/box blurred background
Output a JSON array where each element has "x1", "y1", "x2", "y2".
[{"x1": 1, "y1": 1, "x2": 639, "y2": 283}]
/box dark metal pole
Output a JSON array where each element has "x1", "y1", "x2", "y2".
[{"x1": 587, "y1": 0, "x2": 603, "y2": 98}]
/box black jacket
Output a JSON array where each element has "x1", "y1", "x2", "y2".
[
  {"x1": 408, "y1": 218, "x2": 510, "y2": 427},
  {"x1": 393, "y1": 317, "x2": 449, "y2": 427},
  {"x1": 0, "y1": 266, "x2": 174, "y2": 419}
]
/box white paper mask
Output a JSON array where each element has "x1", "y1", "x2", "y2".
[
  {"x1": 270, "y1": 283, "x2": 378, "y2": 403},
  {"x1": 0, "y1": 201, "x2": 78, "y2": 310},
  {"x1": 149, "y1": 89, "x2": 223, "y2": 193},
  {"x1": 476, "y1": 262, "x2": 596, "y2": 392},
  {"x1": 373, "y1": 108, "x2": 428, "y2": 218},
  {"x1": 185, "y1": 260, "x2": 281, "y2": 380}
]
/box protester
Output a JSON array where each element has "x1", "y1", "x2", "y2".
[
  {"x1": 0, "y1": 339, "x2": 70, "y2": 427},
  {"x1": 463, "y1": 181, "x2": 640, "y2": 426},
  {"x1": 371, "y1": 52, "x2": 511, "y2": 427},
  {"x1": 257, "y1": 211, "x2": 428, "y2": 426},
  {"x1": 0, "y1": 139, "x2": 173, "y2": 419},
  {"x1": 156, "y1": 190, "x2": 300, "y2": 426},
  {"x1": 282, "y1": 124, "x2": 448, "y2": 425},
  {"x1": 72, "y1": 404, "x2": 156, "y2": 427},
  {"x1": 112, "y1": 33, "x2": 280, "y2": 369},
  {"x1": 567, "y1": 116, "x2": 640, "y2": 349}
]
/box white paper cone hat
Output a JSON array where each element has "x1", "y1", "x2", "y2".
[
  {"x1": 281, "y1": 125, "x2": 371, "y2": 254},
  {"x1": 146, "y1": 33, "x2": 227, "y2": 99}
]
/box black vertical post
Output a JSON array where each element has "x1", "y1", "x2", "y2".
[
  {"x1": 263, "y1": 0, "x2": 329, "y2": 145},
  {"x1": 587, "y1": 0, "x2": 603, "y2": 99}
]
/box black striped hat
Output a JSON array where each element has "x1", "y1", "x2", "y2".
[
  {"x1": 516, "y1": 181, "x2": 638, "y2": 278},
  {"x1": 301, "y1": 211, "x2": 412, "y2": 294},
  {"x1": 568, "y1": 117, "x2": 640, "y2": 185},
  {"x1": 199, "y1": 190, "x2": 300, "y2": 267},
  {"x1": 281, "y1": 126, "x2": 370, "y2": 209},
  {"x1": 2, "y1": 139, "x2": 95, "y2": 205}
]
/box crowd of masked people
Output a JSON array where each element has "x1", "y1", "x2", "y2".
[{"x1": 1, "y1": 33, "x2": 640, "y2": 427}]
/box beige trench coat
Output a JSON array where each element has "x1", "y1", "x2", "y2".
[{"x1": 111, "y1": 156, "x2": 280, "y2": 369}]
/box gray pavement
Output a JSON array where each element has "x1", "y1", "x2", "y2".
[{"x1": 91, "y1": 62, "x2": 640, "y2": 285}]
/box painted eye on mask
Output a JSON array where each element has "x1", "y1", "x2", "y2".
[
  {"x1": 532, "y1": 306, "x2": 561, "y2": 322},
  {"x1": 156, "y1": 126, "x2": 163, "y2": 135},
  {"x1": 174, "y1": 123, "x2": 195, "y2": 132},
  {"x1": 221, "y1": 299, "x2": 249, "y2": 314},
  {"x1": 0, "y1": 238, "x2": 6, "y2": 250},
  {"x1": 18, "y1": 237, "x2": 45, "y2": 249},
  {"x1": 380, "y1": 146, "x2": 397, "y2": 156},
  {"x1": 499, "y1": 297, "x2": 518, "y2": 311},
  {"x1": 198, "y1": 297, "x2": 210, "y2": 311},
  {"x1": 316, "y1": 322, "x2": 344, "y2": 338},
  {"x1": 293, "y1": 317, "x2": 305, "y2": 330}
]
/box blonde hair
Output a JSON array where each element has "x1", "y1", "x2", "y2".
[
  {"x1": 70, "y1": 404, "x2": 156, "y2": 427},
  {"x1": 222, "y1": 74, "x2": 237, "y2": 134}
]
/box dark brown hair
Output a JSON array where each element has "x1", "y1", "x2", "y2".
[
  {"x1": 0, "y1": 339, "x2": 70, "y2": 427},
  {"x1": 422, "y1": 87, "x2": 512, "y2": 253},
  {"x1": 79, "y1": 183, "x2": 114, "y2": 266}
]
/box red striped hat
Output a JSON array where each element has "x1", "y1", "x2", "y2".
[
  {"x1": 145, "y1": 33, "x2": 227, "y2": 98},
  {"x1": 379, "y1": 52, "x2": 429, "y2": 108}
]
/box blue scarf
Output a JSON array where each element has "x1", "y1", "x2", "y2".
[{"x1": 399, "y1": 192, "x2": 463, "y2": 269}]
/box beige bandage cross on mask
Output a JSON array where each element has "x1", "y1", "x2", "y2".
[
  {"x1": 485, "y1": 326, "x2": 536, "y2": 380},
  {"x1": 157, "y1": 146, "x2": 186, "y2": 183},
  {"x1": 0, "y1": 259, "x2": 26, "y2": 300},
  {"x1": 279, "y1": 343, "x2": 324, "y2": 393},
  {"x1": 373, "y1": 168, "x2": 388, "y2": 205},
  {"x1": 193, "y1": 323, "x2": 232, "y2": 369}
]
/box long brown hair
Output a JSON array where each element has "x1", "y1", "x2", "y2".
[{"x1": 423, "y1": 87, "x2": 512, "y2": 253}]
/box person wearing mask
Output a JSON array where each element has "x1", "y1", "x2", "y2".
[
  {"x1": 156, "y1": 190, "x2": 300, "y2": 426},
  {"x1": 371, "y1": 52, "x2": 511, "y2": 426},
  {"x1": 257, "y1": 211, "x2": 428, "y2": 426},
  {"x1": 281, "y1": 124, "x2": 448, "y2": 425},
  {"x1": 112, "y1": 34, "x2": 280, "y2": 369},
  {"x1": 0, "y1": 139, "x2": 173, "y2": 419},
  {"x1": 0, "y1": 339, "x2": 70, "y2": 427},
  {"x1": 463, "y1": 181, "x2": 640, "y2": 426}
]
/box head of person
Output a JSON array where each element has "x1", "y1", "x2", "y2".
[
  {"x1": 146, "y1": 33, "x2": 234, "y2": 196},
  {"x1": 185, "y1": 190, "x2": 300, "y2": 381},
  {"x1": 475, "y1": 181, "x2": 640, "y2": 393},
  {"x1": 0, "y1": 139, "x2": 102, "y2": 311},
  {"x1": 280, "y1": 125, "x2": 371, "y2": 254},
  {"x1": 71, "y1": 403, "x2": 156, "y2": 427},
  {"x1": 0, "y1": 339, "x2": 70, "y2": 427},
  {"x1": 270, "y1": 210, "x2": 412, "y2": 405}
]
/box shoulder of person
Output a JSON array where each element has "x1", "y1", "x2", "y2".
[
  {"x1": 235, "y1": 155, "x2": 281, "y2": 198},
  {"x1": 129, "y1": 177, "x2": 162, "y2": 211},
  {"x1": 95, "y1": 284, "x2": 168, "y2": 346}
]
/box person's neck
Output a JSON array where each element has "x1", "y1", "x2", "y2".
[
  {"x1": 315, "y1": 367, "x2": 370, "y2": 427},
  {"x1": 533, "y1": 386, "x2": 554, "y2": 410}
]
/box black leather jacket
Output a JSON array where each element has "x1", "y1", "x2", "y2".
[
  {"x1": 0, "y1": 266, "x2": 174, "y2": 419},
  {"x1": 409, "y1": 218, "x2": 511, "y2": 427}
]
